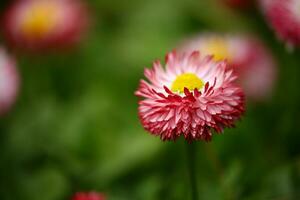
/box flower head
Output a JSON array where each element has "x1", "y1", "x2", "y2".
[
  {"x1": 0, "y1": 48, "x2": 19, "y2": 115},
  {"x1": 135, "y1": 51, "x2": 245, "y2": 141},
  {"x1": 72, "y1": 192, "x2": 105, "y2": 200},
  {"x1": 2, "y1": 0, "x2": 89, "y2": 52},
  {"x1": 260, "y1": 0, "x2": 300, "y2": 47},
  {"x1": 178, "y1": 34, "x2": 277, "y2": 101}
]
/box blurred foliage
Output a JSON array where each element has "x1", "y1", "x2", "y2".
[{"x1": 0, "y1": 0, "x2": 300, "y2": 199}]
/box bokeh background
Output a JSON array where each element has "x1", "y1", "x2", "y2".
[{"x1": 0, "y1": 0, "x2": 300, "y2": 199}]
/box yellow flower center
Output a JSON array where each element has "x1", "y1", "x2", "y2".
[
  {"x1": 203, "y1": 38, "x2": 230, "y2": 61},
  {"x1": 21, "y1": 2, "x2": 59, "y2": 38},
  {"x1": 171, "y1": 73, "x2": 204, "y2": 93}
]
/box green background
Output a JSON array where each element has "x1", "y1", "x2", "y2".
[{"x1": 0, "y1": 0, "x2": 299, "y2": 199}]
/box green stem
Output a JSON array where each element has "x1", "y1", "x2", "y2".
[{"x1": 186, "y1": 141, "x2": 199, "y2": 200}]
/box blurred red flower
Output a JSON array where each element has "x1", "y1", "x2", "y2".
[
  {"x1": 222, "y1": 0, "x2": 254, "y2": 9},
  {"x1": 0, "y1": 48, "x2": 19, "y2": 115},
  {"x1": 178, "y1": 33, "x2": 277, "y2": 101},
  {"x1": 260, "y1": 0, "x2": 300, "y2": 47},
  {"x1": 72, "y1": 192, "x2": 106, "y2": 200},
  {"x1": 2, "y1": 0, "x2": 89, "y2": 52}
]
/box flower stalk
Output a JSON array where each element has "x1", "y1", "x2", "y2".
[{"x1": 186, "y1": 141, "x2": 199, "y2": 200}]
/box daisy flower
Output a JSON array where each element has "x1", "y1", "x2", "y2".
[
  {"x1": 2, "y1": 0, "x2": 89, "y2": 52},
  {"x1": 260, "y1": 0, "x2": 300, "y2": 47},
  {"x1": 0, "y1": 48, "x2": 19, "y2": 115},
  {"x1": 135, "y1": 51, "x2": 245, "y2": 141},
  {"x1": 178, "y1": 34, "x2": 277, "y2": 101},
  {"x1": 72, "y1": 192, "x2": 106, "y2": 200}
]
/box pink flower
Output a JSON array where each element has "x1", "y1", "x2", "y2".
[
  {"x1": 260, "y1": 0, "x2": 300, "y2": 47},
  {"x1": 135, "y1": 51, "x2": 245, "y2": 141},
  {"x1": 72, "y1": 192, "x2": 106, "y2": 200},
  {"x1": 178, "y1": 34, "x2": 277, "y2": 101},
  {"x1": 0, "y1": 48, "x2": 19, "y2": 115},
  {"x1": 221, "y1": 0, "x2": 254, "y2": 9},
  {"x1": 2, "y1": 0, "x2": 89, "y2": 52}
]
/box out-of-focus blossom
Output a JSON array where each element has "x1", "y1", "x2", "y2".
[
  {"x1": 0, "y1": 48, "x2": 19, "y2": 115},
  {"x1": 72, "y1": 192, "x2": 106, "y2": 200},
  {"x1": 2, "y1": 0, "x2": 89, "y2": 52},
  {"x1": 260, "y1": 0, "x2": 300, "y2": 47},
  {"x1": 178, "y1": 34, "x2": 277, "y2": 101},
  {"x1": 222, "y1": 0, "x2": 254, "y2": 9},
  {"x1": 135, "y1": 51, "x2": 245, "y2": 141}
]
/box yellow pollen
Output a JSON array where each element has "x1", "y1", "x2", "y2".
[
  {"x1": 171, "y1": 73, "x2": 204, "y2": 93},
  {"x1": 21, "y1": 2, "x2": 59, "y2": 38},
  {"x1": 203, "y1": 38, "x2": 231, "y2": 61}
]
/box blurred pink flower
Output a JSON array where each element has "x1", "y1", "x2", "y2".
[
  {"x1": 135, "y1": 51, "x2": 245, "y2": 141},
  {"x1": 72, "y1": 192, "x2": 106, "y2": 200},
  {"x1": 260, "y1": 0, "x2": 300, "y2": 47},
  {"x1": 178, "y1": 34, "x2": 277, "y2": 101},
  {"x1": 2, "y1": 0, "x2": 89, "y2": 52},
  {"x1": 222, "y1": 0, "x2": 254, "y2": 9},
  {"x1": 0, "y1": 48, "x2": 19, "y2": 115}
]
